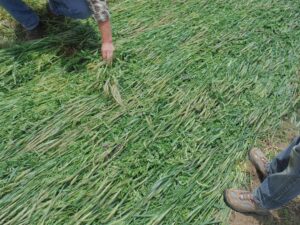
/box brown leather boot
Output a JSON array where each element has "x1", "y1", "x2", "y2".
[
  {"x1": 249, "y1": 148, "x2": 269, "y2": 179},
  {"x1": 25, "y1": 22, "x2": 44, "y2": 41},
  {"x1": 224, "y1": 189, "x2": 269, "y2": 215}
]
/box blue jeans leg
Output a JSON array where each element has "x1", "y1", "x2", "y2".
[
  {"x1": 48, "y1": 0, "x2": 91, "y2": 19},
  {"x1": 254, "y1": 138, "x2": 300, "y2": 209},
  {"x1": 0, "y1": 0, "x2": 39, "y2": 30},
  {"x1": 268, "y1": 136, "x2": 300, "y2": 174}
]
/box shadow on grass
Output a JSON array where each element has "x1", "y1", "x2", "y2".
[
  {"x1": 249, "y1": 202, "x2": 300, "y2": 225},
  {"x1": 274, "y1": 201, "x2": 300, "y2": 225},
  {"x1": 0, "y1": 7, "x2": 100, "y2": 92},
  {"x1": 230, "y1": 202, "x2": 300, "y2": 225}
]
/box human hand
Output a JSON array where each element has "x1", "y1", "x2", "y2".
[{"x1": 101, "y1": 42, "x2": 115, "y2": 63}]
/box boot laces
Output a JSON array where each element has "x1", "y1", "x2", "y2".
[
  {"x1": 255, "y1": 152, "x2": 268, "y2": 171},
  {"x1": 239, "y1": 192, "x2": 255, "y2": 203}
]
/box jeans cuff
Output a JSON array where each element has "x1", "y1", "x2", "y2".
[
  {"x1": 266, "y1": 162, "x2": 272, "y2": 175},
  {"x1": 48, "y1": 1, "x2": 60, "y2": 16},
  {"x1": 26, "y1": 20, "x2": 40, "y2": 31},
  {"x1": 252, "y1": 189, "x2": 265, "y2": 208}
]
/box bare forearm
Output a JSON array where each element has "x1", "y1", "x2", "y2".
[
  {"x1": 98, "y1": 20, "x2": 113, "y2": 43},
  {"x1": 98, "y1": 20, "x2": 115, "y2": 62}
]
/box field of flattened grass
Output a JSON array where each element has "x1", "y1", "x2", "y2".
[{"x1": 0, "y1": 0, "x2": 299, "y2": 224}]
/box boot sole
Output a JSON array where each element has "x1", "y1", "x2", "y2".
[{"x1": 223, "y1": 190, "x2": 270, "y2": 216}]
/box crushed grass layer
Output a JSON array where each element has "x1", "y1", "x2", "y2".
[{"x1": 0, "y1": 0, "x2": 300, "y2": 224}]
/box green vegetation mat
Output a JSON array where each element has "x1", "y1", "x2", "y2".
[{"x1": 0, "y1": 0, "x2": 299, "y2": 224}]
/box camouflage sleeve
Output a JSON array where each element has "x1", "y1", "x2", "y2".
[{"x1": 87, "y1": 0, "x2": 110, "y2": 22}]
